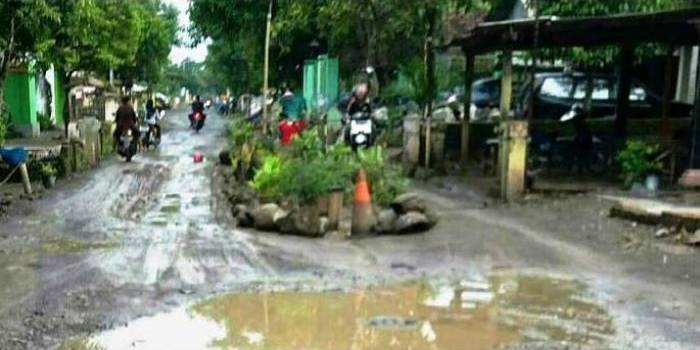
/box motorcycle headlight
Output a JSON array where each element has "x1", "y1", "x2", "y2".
[{"x1": 354, "y1": 134, "x2": 367, "y2": 144}]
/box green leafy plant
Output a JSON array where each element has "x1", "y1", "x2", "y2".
[
  {"x1": 277, "y1": 157, "x2": 334, "y2": 205},
  {"x1": 228, "y1": 119, "x2": 275, "y2": 182},
  {"x1": 356, "y1": 146, "x2": 410, "y2": 206},
  {"x1": 616, "y1": 140, "x2": 663, "y2": 187},
  {"x1": 39, "y1": 163, "x2": 57, "y2": 178},
  {"x1": 250, "y1": 154, "x2": 285, "y2": 202},
  {"x1": 287, "y1": 128, "x2": 323, "y2": 161},
  {"x1": 37, "y1": 112, "x2": 54, "y2": 131},
  {"x1": 0, "y1": 107, "x2": 8, "y2": 146},
  {"x1": 250, "y1": 125, "x2": 410, "y2": 207}
]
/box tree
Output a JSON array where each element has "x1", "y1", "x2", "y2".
[
  {"x1": 0, "y1": 0, "x2": 57, "y2": 142},
  {"x1": 536, "y1": 0, "x2": 688, "y2": 67},
  {"x1": 205, "y1": 40, "x2": 252, "y2": 95},
  {"x1": 43, "y1": 0, "x2": 144, "y2": 132},
  {"x1": 189, "y1": 0, "x2": 493, "y2": 93},
  {"x1": 117, "y1": 1, "x2": 179, "y2": 90}
]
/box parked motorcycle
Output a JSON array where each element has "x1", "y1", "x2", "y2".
[
  {"x1": 528, "y1": 103, "x2": 611, "y2": 175},
  {"x1": 481, "y1": 103, "x2": 611, "y2": 176},
  {"x1": 117, "y1": 129, "x2": 138, "y2": 162}
]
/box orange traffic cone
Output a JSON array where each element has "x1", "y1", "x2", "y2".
[{"x1": 352, "y1": 168, "x2": 376, "y2": 235}]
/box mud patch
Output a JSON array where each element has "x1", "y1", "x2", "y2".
[
  {"x1": 39, "y1": 239, "x2": 118, "y2": 255},
  {"x1": 111, "y1": 163, "x2": 170, "y2": 220},
  {"x1": 63, "y1": 274, "x2": 614, "y2": 349},
  {"x1": 0, "y1": 254, "x2": 38, "y2": 311}
]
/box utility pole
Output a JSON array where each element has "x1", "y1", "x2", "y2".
[{"x1": 262, "y1": 0, "x2": 273, "y2": 133}]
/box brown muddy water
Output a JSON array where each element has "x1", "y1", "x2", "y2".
[{"x1": 60, "y1": 274, "x2": 613, "y2": 350}]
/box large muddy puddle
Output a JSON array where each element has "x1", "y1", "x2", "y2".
[{"x1": 60, "y1": 274, "x2": 614, "y2": 350}]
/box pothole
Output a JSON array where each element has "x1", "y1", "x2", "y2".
[{"x1": 60, "y1": 274, "x2": 614, "y2": 350}]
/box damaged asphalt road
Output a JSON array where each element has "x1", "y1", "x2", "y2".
[{"x1": 1, "y1": 110, "x2": 699, "y2": 350}]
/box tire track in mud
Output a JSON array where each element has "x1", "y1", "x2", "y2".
[{"x1": 111, "y1": 163, "x2": 171, "y2": 221}]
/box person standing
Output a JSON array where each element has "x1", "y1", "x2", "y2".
[{"x1": 280, "y1": 82, "x2": 307, "y2": 122}]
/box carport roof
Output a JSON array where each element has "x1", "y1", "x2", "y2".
[{"x1": 446, "y1": 8, "x2": 700, "y2": 54}]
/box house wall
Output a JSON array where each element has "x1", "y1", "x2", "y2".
[
  {"x1": 53, "y1": 68, "x2": 66, "y2": 126},
  {"x1": 3, "y1": 66, "x2": 39, "y2": 137}
]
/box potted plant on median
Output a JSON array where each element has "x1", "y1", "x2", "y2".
[
  {"x1": 40, "y1": 163, "x2": 57, "y2": 189},
  {"x1": 616, "y1": 140, "x2": 663, "y2": 190}
]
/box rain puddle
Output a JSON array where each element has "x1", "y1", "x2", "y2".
[{"x1": 61, "y1": 274, "x2": 614, "y2": 350}]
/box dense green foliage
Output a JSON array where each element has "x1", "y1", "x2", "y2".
[
  {"x1": 616, "y1": 140, "x2": 663, "y2": 187},
  {"x1": 116, "y1": 0, "x2": 179, "y2": 88},
  {"x1": 0, "y1": 107, "x2": 8, "y2": 145},
  {"x1": 189, "y1": 0, "x2": 494, "y2": 94},
  {"x1": 229, "y1": 118, "x2": 276, "y2": 182},
  {"x1": 0, "y1": 0, "x2": 177, "y2": 137},
  {"x1": 250, "y1": 128, "x2": 408, "y2": 206},
  {"x1": 0, "y1": 0, "x2": 58, "y2": 137},
  {"x1": 190, "y1": 0, "x2": 692, "y2": 96},
  {"x1": 538, "y1": 0, "x2": 689, "y2": 67}
]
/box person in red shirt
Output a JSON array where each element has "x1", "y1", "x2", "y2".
[{"x1": 278, "y1": 114, "x2": 299, "y2": 145}]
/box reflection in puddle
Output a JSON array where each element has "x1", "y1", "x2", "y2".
[{"x1": 63, "y1": 274, "x2": 614, "y2": 350}]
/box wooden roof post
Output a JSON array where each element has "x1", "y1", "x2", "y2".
[
  {"x1": 660, "y1": 46, "x2": 675, "y2": 146},
  {"x1": 691, "y1": 40, "x2": 700, "y2": 168},
  {"x1": 498, "y1": 49, "x2": 513, "y2": 201},
  {"x1": 461, "y1": 49, "x2": 475, "y2": 165},
  {"x1": 614, "y1": 44, "x2": 634, "y2": 145}
]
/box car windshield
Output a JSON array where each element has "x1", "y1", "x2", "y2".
[
  {"x1": 473, "y1": 80, "x2": 499, "y2": 100},
  {"x1": 540, "y1": 76, "x2": 574, "y2": 99},
  {"x1": 573, "y1": 76, "x2": 648, "y2": 102}
]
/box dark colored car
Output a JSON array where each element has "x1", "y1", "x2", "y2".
[
  {"x1": 522, "y1": 72, "x2": 692, "y2": 120},
  {"x1": 471, "y1": 73, "x2": 693, "y2": 120}
]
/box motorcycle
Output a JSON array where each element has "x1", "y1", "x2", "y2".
[
  {"x1": 191, "y1": 111, "x2": 206, "y2": 132},
  {"x1": 141, "y1": 110, "x2": 163, "y2": 149},
  {"x1": 347, "y1": 111, "x2": 373, "y2": 149},
  {"x1": 117, "y1": 128, "x2": 138, "y2": 162},
  {"x1": 344, "y1": 107, "x2": 387, "y2": 149},
  {"x1": 528, "y1": 103, "x2": 611, "y2": 175},
  {"x1": 481, "y1": 103, "x2": 610, "y2": 176},
  {"x1": 139, "y1": 123, "x2": 161, "y2": 149}
]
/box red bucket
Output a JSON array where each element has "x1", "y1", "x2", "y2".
[{"x1": 193, "y1": 151, "x2": 204, "y2": 163}]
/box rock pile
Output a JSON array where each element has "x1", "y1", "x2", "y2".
[{"x1": 226, "y1": 185, "x2": 438, "y2": 238}]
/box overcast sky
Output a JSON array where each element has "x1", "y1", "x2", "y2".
[{"x1": 163, "y1": 0, "x2": 208, "y2": 64}]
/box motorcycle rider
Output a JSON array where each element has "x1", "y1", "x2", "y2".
[
  {"x1": 345, "y1": 83, "x2": 371, "y2": 117},
  {"x1": 342, "y1": 83, "x2": 372, "y2": 144},
  {"x1": 189, "y1": 95, "x2": 205, "y2": 126},
  {"x1": 144, "y1": 99, "x2": 161, "y2": 141},
  {"x1": 114, "y1": 96, "x2": 138, "y2": 145}
]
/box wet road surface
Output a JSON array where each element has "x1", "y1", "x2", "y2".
[{"x1": 0, "y1": 110, "x2": 699, "y2": 349}]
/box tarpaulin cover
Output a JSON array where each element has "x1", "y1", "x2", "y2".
[{"x1": 0, "y1": 147, "x2": 28, "y2": 167}]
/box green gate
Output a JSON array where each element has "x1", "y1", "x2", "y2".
[{"x1": 303, "y1": 55, "x2": 339, "y2": 113}]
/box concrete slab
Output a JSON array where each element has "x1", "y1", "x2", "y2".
[{"x1": 604, "y1": 195, "x2": 700, "y2": 230}]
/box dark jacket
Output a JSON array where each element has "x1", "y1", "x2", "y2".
[
  {"x1": 192, "y1": 101, "x2": 204, "y2": 113},
  {"x1": 115, "y1": 104, "x2": 137, "y2": 131}
]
